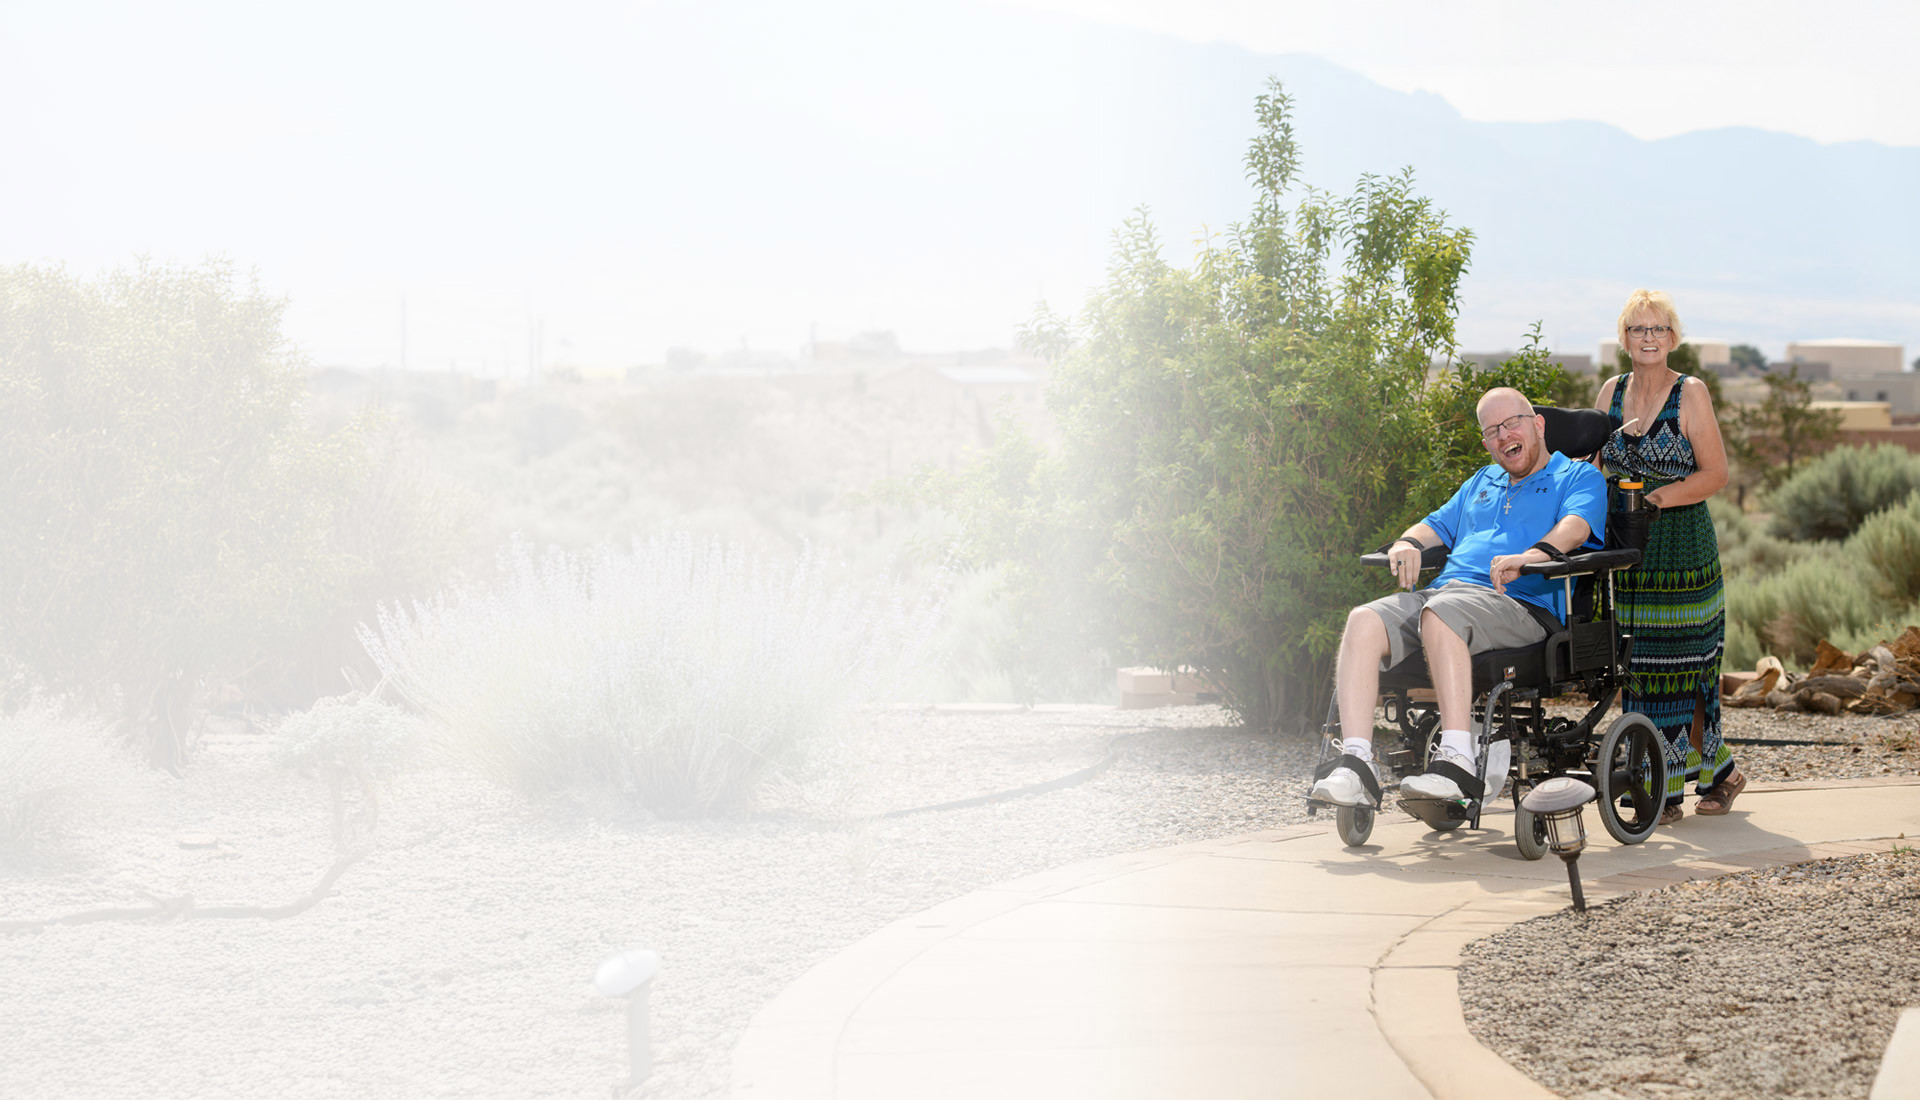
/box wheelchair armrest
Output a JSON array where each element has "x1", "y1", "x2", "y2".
[
  {"x1": 1360, "y1": 544, "x2": 1452, "y2": 571},
  {"x1": 1517, "y1": 548, "x2": 1643, "y2": 577}
]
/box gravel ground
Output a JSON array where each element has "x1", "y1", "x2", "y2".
[
  {"x1": 2, "y1": 703, "x2": 1913, "y2": 1100},
  {"x1": 1458, "y1": 706, "x2": 1920, "y2": 1100},
  {"x1": 1462, "y1": 851, "x2": 1920, "y2": 1100},
  {"x1": 0, "y1": 705, "x2": 1315, "y2": 1100}
]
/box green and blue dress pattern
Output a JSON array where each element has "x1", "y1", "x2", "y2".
[{"x1": 1601, "y1": 374, "x2": 1735, "y2": 807}]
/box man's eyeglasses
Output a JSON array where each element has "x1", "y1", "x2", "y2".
[
  {"x1": 1479, "y1": 414, "x2": 1530, "y2": 441},
  {"x1": 1625, "y1": 324, "x2": 1673, "y2": 339}
]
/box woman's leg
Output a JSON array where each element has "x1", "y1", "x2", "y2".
[{"x1": 1695, "y1": 686, "x2": 1744, "y2": 813}]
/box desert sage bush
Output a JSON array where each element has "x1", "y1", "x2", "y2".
[
  {"x1": 0, "y1": 703, "x2": 140, "y2": 867},
  {"x1": 1720, "y1": 491, "x2": 1920, "y2": 669},
  {"x1": 1850, "y1": 493, "x2": 1920, "y2": 605},
  {"x1": 360, "y1": 536, "x2": 942, "y2": 815},
  {"x1": 1712, "y1": 497, "x2": 1815, "y2": 581},
  {"x1": 1764, "y1": 444, "x2": 1920, "y2": 542},
  {"x1": 1723, "y1": 546, "x2": 1881, "y2": 666}
]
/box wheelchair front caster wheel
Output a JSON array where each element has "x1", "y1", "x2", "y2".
[
  {"x1": 1514, "y1": 804, "x2": 1550, "y2": 861},
  {"x1": 1336, "y1": 804, "x2": 1375, "y2": 847}
]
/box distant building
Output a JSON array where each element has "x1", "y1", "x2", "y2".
[
  {"x1": 1837, "y1": 371, "x2": 1920, "y2": 417},
  {"x1": 1809, "y1": 401, "x2": 1894, "y2": 431},
  {"x1": 1457, "y1": 351, "x2": 1593, "y2": 375},
  {"x1": 1786, "y1": 339, "x2": 1905, "y2": 379}
]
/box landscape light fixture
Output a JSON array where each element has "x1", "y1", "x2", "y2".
[
  {"x1": 594, "y1": 947, "x2": 661, "y2": 1085},
  {"x1": 1521, "y1": 776, "x2": 1598, "y2": 912}
]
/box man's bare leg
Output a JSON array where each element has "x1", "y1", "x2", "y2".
[
  {"x1": 1418, "y1": 609, "x2": 1474, "y2": 734},
  {"x1": 1398, "y1": 609, "x2": 1485, "y2": 802},
  {"x1": 1312, "y1": 606, "x2": 1396, "y2": 807},
  {"x1": 1335, "y1": 606, "x2": 1393, "y2": 746}
]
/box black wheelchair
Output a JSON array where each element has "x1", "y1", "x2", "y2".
[{"x1": 1305, "y1": 407, "x2": 1670, "y2": 861}]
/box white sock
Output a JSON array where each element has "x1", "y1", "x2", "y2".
[
  {"x1": 1439, "y1": 729, "x2": 1475, "y2": 763},
  {"x1": 1341, "y1": 737, "x2": 1373, "y2": 763}
]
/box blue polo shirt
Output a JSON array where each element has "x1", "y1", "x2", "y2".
[{"x1": 1421, "y1": 451, "x2": 1607, "y2": 622}]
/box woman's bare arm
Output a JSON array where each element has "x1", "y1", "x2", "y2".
[{"x1": 1647, "y1": 377, "x2": 1728, "y2": 508}]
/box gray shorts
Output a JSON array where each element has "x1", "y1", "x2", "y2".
[{"x1": 1361, "y1": 581, "x2": 1550, "y2": 671}]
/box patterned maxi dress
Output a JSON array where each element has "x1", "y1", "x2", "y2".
[{"x1": 1601, "y1": 374, "x2": 1734, "y2": 807}]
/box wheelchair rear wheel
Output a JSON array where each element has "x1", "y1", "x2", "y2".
[
  {"x1": 1336, "y1": 804, "x2": 1374, "y2": 847},
  {"x1": 1594, "y1": 713, "x2": 1669, "y2": 845}
]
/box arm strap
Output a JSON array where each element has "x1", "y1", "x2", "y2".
[
  {"x1": 1529, "y1": 540, "x2": 1568, "y2": 563},
  {"x1": 1392, "y1": 536, "x2": 1426, "y2": 552}
]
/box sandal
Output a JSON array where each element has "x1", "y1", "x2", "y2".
[
  {"x1": 1659, "y1": 804, "x2": 1685, "y2": 826},
  {"x1": 1695, "y1": 769, "x2": 1747, "y2": 816}
]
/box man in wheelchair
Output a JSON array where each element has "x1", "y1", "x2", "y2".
[{"x1": 1309, "y1": 387, "x2": 1608, "y2": 810}]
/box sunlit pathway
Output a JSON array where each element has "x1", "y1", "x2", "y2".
[{"x1": 731, "y1": 779, "x2": 1920, "y2": 1100}]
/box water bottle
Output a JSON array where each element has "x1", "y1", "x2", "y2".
[{"x1": 1617, "y1": 480, "x2": 1643, "y2": 513}]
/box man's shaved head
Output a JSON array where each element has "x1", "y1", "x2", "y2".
[{"x1": 1476, "y1": 387, "x2": 1536, "y2": 424}]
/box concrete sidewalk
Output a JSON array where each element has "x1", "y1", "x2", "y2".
[{"x1": 731, "y1": 778, "x2": 1920, "y2": 1100}]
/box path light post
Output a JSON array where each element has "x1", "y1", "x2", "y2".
[
  {"x1": 1522, "y1": 777, "x2": 1598, "y2": 912},
  {"x1": 594, "y1": 947, "x2": 661, "y2": 1085}
]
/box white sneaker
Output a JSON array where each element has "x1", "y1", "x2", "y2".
[
  {"x1": 1401, "y1": 746, "x2": 1476, "y2": 801},
  {"x1": 1310, "y1": 765, "x2": 1373, "y2": 807}
]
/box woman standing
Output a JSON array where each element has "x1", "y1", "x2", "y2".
[{"x1": 1595, "y1": 289, "x2": 1744, "y2": 823}]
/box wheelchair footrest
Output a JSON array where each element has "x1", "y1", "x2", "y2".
[{"x1": 1400, "y1": 796, "x2": 1473, "y2": 826}]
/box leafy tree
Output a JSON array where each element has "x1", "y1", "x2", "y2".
[
  {"x1": 0, "y1": 261, "x2": 357, "y2": 766},
  {"x1": 939, "y1": 83, "x2": 1581, "y2": 733},
  {"x1": 1729, "y1": 364, "x2": 1843, "y2": 496},
  {"x1": 1730, "y1": 343, "x2": 1767, "y2": 373}
]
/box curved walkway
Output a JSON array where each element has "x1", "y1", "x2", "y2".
[{"x1": 731, "y1": 777, "x2": 1920, "y2": 1099}]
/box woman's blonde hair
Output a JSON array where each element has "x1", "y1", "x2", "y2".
[{"x1": 1617, "y1": 288, "x2": 1683, "y2": 346}]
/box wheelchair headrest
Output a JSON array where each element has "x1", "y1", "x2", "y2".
[{"x1": 1536, "y1": 406, "x2": 1610, "y2": 460}]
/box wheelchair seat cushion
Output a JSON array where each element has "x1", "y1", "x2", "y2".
[{"x1": 1378, "y1": 642, "x2": 1547, "y2": 694}]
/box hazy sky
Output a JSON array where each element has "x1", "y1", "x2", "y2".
[
  {"x1": 3, "y1": 0, "x2": 1913, "y2": 371},
  {"x1": 1006, "y1": 0, "x2": 1920, "y2": 146}
]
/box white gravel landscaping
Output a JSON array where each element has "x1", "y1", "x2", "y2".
[
  {"x1": 0, "y1": 705, "x2": 1313, "y2": 1099},
  {"x1": 2, "y1": 703, "x2": 1913, "y2": 1099}
]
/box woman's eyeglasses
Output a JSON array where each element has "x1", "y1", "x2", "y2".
[{"x1": 1625, "y1": 325, "x2": 1673, "y2": 339}]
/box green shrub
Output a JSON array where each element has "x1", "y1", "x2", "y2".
[
  {"x1": 0, "y1": 261, "x2": 355, "y2": 763},
  {"x1": 1713, "y1": 497, "x2": 1815, "y2": 581},
  {"x1": 1850, "y1": 494, "x2": 1920, "y2": 604},
  {"x1": 1723, "y1": 617, "x2": 1763, "y2": 674},
  {"x1": 1724, "y1": 547, "x2": 1879, "y2": 665},
  {"x1": 0, "y1": 263, "x2": 477, "y2": 748},
  {"x1": 276, "y1": 690, "x2": 424, "y2": 849},
  {"x1": 1827, "y1": 601, "x2": 1920, "y2": 658},
  {"x1": 1765, "y1": 444, "x2": 1920, "y2": 542},
  {"x1": 359, "y1": 536, "x2": 943, "y2": 816},
  {"x1": 0, "y1": 703, "x2": 140, "y2": 867}
]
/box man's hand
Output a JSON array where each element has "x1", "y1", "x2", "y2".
[
  {"x1": 1488, "y1": 553, "x2": 1532, "y2": 595},
  {"x1": 1388, "y1": 541, "x2": 1422, "y2": 591}
]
